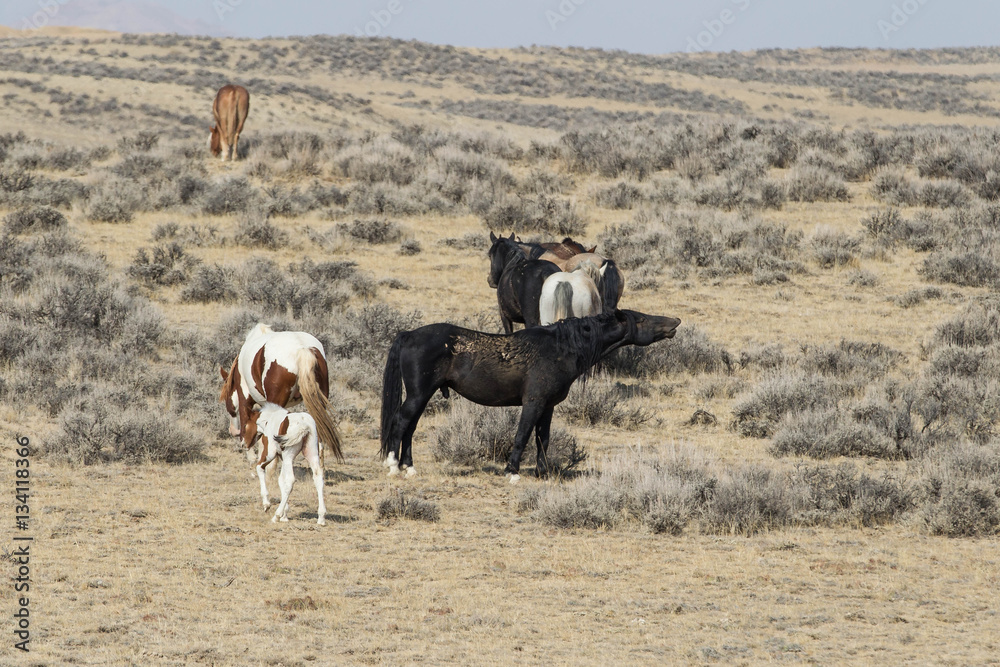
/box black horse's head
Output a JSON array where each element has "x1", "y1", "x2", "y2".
[
  {"x1": 487, "y1": 231, "x2": 520, "y2": 288},
  {"x1": 616, "y1": 309, "x2": 680, "y2": 347}
]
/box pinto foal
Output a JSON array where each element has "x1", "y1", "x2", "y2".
[{"x1": 247, "y1": 404, "x2": 327, "y2": 526}]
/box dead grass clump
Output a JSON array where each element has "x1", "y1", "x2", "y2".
[
  {"x1": 376, "y1": 490, "x2": 440, "y2": 523},
  {"x1": 434, "y1": 400, "x2": 586, "y2": 474},
  {"x1": 3, "y1": 206, "x2": 67, "y2": 234}
]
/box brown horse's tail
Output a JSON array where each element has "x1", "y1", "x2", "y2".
[{"x1": 296, "y1": 348, "x2": 343, "y2": 465}]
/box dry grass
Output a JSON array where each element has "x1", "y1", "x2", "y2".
[{"x1": 1, "y1": 31, "x2": 999, "y2": 666}]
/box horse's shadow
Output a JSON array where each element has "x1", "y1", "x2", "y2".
[
  {"x1": 293, "y1": 511, "x2": 356, "y2": 524},
  {"x1": 289, "y1": 467, "x2": 365, "y2": 484}
]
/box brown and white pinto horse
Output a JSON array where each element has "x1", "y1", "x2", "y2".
[
  {"x1": 219, "y1": 323, "x2": 343, "y2": 463},
  {"x1": 210, "y1": 84, "x2": 249, "y2": 161}
]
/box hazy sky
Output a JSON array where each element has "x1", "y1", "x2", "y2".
[{"x1": 3, "y1": 0, "x2": 998, "y2": 54}]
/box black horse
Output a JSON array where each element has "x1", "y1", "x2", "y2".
[
  {"x1": 488, "y1": 232, "x2": 561, "y2": 334},
  {"x1": 380, "y1": 309, "x2": 681, "y2": 481}
]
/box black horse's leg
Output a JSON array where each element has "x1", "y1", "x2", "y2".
[
  {"x1": 505, "y1": 401, "x2": 545, "y2": 482},
  {"x1": 390, "y1": 390, "x2": 435, "y2": 477},
  {"x1": 499, "y1": 307, "x2": 514, "y2": 335},
  {"x1": 533, "y1": 406, "x2": 554, "y2": 478}
]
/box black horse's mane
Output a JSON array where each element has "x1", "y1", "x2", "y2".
[
  {"x1": 550, "y1": 311, "x2": 627, "y2": 371},
  {"x1": 497, "y1": 237, "x2": 528, "y2": 273}
]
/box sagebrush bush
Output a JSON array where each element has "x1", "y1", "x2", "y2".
[
  {"x1": 870, "y1": 167, "x2": 918, "y2": 206},
  {"x1": 234, "y1": 208, "x2": 288, "y2": 249},
  {"x1": 336, "y1": 218, "x2": 404, "y2": 244},
  {"x1": 3, "y1": 206, "x2": 67, "y2": 234},
  {"x1": 86, "y1": 178, "x2": 143, "y2": 223},
  {"x1": 701, "y1": 466, "x2": 792, "y2": 535},
  {"x1": 201, "y1": 177, "x2": 257, "y2": 215},
  {"x1": 602, "y1": 324, "x2": 732, "y2": 378},
  {"x1": 376, "y1": 490, "x2": 440, "y2": 523},
  {"x1": 785, "y1": 165, "x2": 851, "y2": 202},
  {"x1": 920, "y1": 251, "x2": 1000, "y2": 288},
  {"x1": 731, "y1": 371, "x2": 836, "y2": 438},
  {"x1": 128, "y1": 242, "x2": 198, "y2": 287},
  {"x1": 482, "y1": 193, "x2": 585, "y2": 236},
  {"x1": 558, "y1": 379, "x2": 652, "y2": 429},
  {"x1": 49, "y1": 401, "x2": 202, "y2": 465},
  {"x1": 181, "y1": 264, "x2": 235, "y2": 303},
  {"x1": 434, "y1": 400, "x2": 586, "y2": 474},
  {"x1": 811, "y1": 229, "x2": 860, "y2": 268}
]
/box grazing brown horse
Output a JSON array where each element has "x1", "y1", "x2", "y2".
[{"x1": 210, "y1": 84, "x2": 249, "y2": 161}]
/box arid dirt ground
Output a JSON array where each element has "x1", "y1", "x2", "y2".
[{"x1": 1, "y1": 28, "x2": 999, "y2": 665}]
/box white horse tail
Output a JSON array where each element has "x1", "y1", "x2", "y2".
[
  {"x1": 553, "y1": 279, "x2": 574, "y2": 321},
  {"x1": 295, "y1": 348, "x2": 343, "y2": 466}
]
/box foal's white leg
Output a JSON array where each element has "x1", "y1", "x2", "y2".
[
  {"x1": 303, "y1": 442, "x2": 326, "y2": 526},
  {"x1": 256, "y1": 462, "x2": 271, "y2": 510},
  {"x1": 272, "y1": 451, "x2": 296, "y2": 523}
]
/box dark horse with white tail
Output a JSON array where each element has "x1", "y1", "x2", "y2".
[{"x1": 380, "y1": 310, "x2": 680, "y2": 482}]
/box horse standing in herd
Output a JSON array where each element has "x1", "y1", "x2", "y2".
[
  {"x1": 380, "y1": 309, "x2": 680, "y2": 482},
  {"x1": 219, "y1": 323, "x2": 342, "y2": 463}
]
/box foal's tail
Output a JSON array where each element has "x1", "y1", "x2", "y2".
[
  {"x1": 599, "y1": 259, "x2": 622, "y2": 314},
  {"x1": 296, "y1": 348, "x2": 343, "y2": 465},
  {"x1": 380, "y1": 333, "x2": 405, "y2": 461},
  {"x1": 273, "y1": 419, "x2": 312, "y2": 451}
]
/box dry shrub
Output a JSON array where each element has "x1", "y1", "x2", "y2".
[
  {"x1": 376, "y1": 490, "x2": 440, "y2": 523},
  {"x1": 434, "y1": 400, "x2": 586, "y2": 474},
  {"x1": 336, "y1": 218, "x2": 404, "y2": 244},
  {"x1": 3, "y1": 206, "x2": 67, "y2": 234},
  {"x1": 558, "y1": 379, "x2": 652, "y2": 429}
]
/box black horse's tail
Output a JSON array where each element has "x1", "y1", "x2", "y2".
[
  {"x1": 380, "y1": 333, "x2": 405, "y2": 460},
  {"x1": 599, "y1": 260, "x2": 622, "y2": 314}
]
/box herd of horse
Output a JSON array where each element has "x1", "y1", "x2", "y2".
[{"x1": 210, "y1": 85, "x2": 680, "y2": 524}]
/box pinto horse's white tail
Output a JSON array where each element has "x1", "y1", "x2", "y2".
[{"x1": 295, "y1": 348, "x2": 343, "y2": 465}]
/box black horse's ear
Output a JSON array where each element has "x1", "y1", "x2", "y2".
[
  {"x1": 490, "y1": 231, "x2": 497, "y2": 243},
  {"x1": 508, "y1": 232, "x2": 515, "y2": 240}
]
